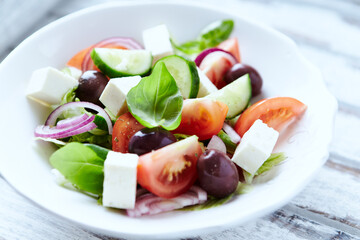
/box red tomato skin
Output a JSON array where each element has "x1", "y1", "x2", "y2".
[
  {"x1": 200, "y1": 55, "x2": 233, "y2": 89},
  {"x1": 137, "y1": 137, "x2": 203, "y2": 198},
  {"x1": 112, "y1": 112, "x2": 144, "y2": 153},
  {"x1": 234, "y1": 97, "x2": 307, "y2": 137},
  {"x1": 217, "y1": 37, "x2": 241, "y2": 62},
  {"x1": 174, "y1": 99, "x2": 229, "y2": 141}
]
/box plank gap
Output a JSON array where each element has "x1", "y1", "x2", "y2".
[
  {"x1": 338, "y1": 100, "x2": 360, "y2": 118},
  {"x1": 328, "y1": 152, "x2": 360, "y2": 175},
  {"x1": 283, "y1": 204, "x2": 360, "y2": 238}
]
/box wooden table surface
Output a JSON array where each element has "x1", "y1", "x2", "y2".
[{"x1": 1, "y1": 0, "x2": 360, "y2": 239}]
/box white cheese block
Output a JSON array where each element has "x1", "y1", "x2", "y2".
[
  {"x1": 142, "y1": 24, "x2": 174, "y2": 63},
  {"x1": 102, "y1": 151, "x2": 139, "y2": 209},
  {"x1": 196, "y1": 67, "x2": 218, "y2": 97},
  {"x1": 232, "y1": 119, "x2": 279, "y2": 175},
  {"x1": 99, "y1": 76, "x2": 141, "y2": 117},
  {"x1": 62, "y1": 66, "x2": 82, "y2": 80},
  {"x1": 26, "y1": 66, "x2": 78, "y2": 106}
]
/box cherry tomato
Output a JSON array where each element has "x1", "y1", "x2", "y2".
[
  {"x1": 137, "y1": 136, "x2": 203, "y2": 198},
  {"x1": 112, "y1": 112, "x2": 144, "y2": 153},
  {"x1": 174, "y1": 99, "x2": 228, "y2": 140},
  {"x1": 234, "y1": 97, "x2": 307, "y2": 137}
]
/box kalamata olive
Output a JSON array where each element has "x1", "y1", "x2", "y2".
[
  {"x1": 76, "y1": 70, "x2": 108, "y2": 107},
  {"x1": 224, "y1": 63, "x2": 263, "y2": 96},
  {"x1": 197, "y1": 149, "x2": 239, "y2": 198},
  {"x1": 128, "y1": 127, "x2": 177, "y2": 155}
]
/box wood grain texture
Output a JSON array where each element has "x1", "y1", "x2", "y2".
[{"x1": 0, "y1": 0, "x2": 359, "y2": 239}]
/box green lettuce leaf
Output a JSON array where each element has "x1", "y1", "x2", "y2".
[
  {"x1": 243, "y1": 152, "x2": 287, "y2": 184},
  {"x1": 63, "y1": 132, "x2": 112, "y2": 149},
  {"x1": 180, "y1": 183, "x2": 252, "y2": 211}
]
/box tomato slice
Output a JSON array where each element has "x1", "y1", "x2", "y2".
[
  {"x1": 217, "y1": 37, "x2": 241, "y2": 62},
  {"x1": 174, "y1": 99, "x2": 228, "y2": 140},
  {"x1": 112, "y1": 112, "x2": 144, "y2": 153},
  {"x1": 137, "y1": 136, "x2": 203, "y2": 198},
  {"x1": 234, "y1": 97, "x2": 307, "y2": 137},
  {"x1": 67, "y1": 46, "x2": 93, "y2": 69},
  {"x1": 199, "y1": 51, "x2": 237, "y2": 89}
]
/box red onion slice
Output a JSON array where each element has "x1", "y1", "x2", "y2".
[
  {"x1": 82, "y1": 37, "x2": 143, "y2": 72},
  {"x1": 207, "y1": 135, "x2": 227, "y2": 154},
  {"x1": 127, "y1": 186, "x2": 207, "y2": 217},
  {"x1": 35, "y1": 117, "x2": 97, "y2": 139},
  {"x1": 45, "y1": 101, "x2": 113, "y2": 134},
  {"x1": 194, "y1": 48, "x2": 238, "y2": 67},
  {"x1": 223, "y1": 123, "x2": 241, "y2": 144},
  {"x1": 55, "y1": 113, "x2": 89, "y2": 129}
]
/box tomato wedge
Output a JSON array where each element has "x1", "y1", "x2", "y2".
[
  {"x1": 235, "y1": 97, "x2": 307, "y2": 137},
  {"x1": 137, "y1": 136, "x2": 203, "y2": 198},
  {"x1": 67, "y1": 46, "x2": 92, "y2": 69},
  {"x1": 174, "y1": 99, "x2": 229, "y2": 140},
  {"x1": 199, "y1": 51, "x2": 237, "y2": 89},
  {"x1": 112, "y1": 112, "x2": 144, "y2": 153},
  {"x1": 217, "y1": 37, "x2": 241, "y2": 62}
]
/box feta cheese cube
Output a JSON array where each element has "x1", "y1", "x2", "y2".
[
  {"x1": 26, "y1": 67, "x2": 78, "y2": 106},
  {"x1": 99, "y1": 76, "x2": 141, "y2": 116},
  {"x1": 143, "y1": 24, "x2": 174, "y2": 63},
  {"x1": 102, "y1": 151, "x2": 139, "y2": 209},
  {"x1": 232, "y1": 119, "x2": 279, "y2": 175},
  {"x1": 196, "y1": 67, "x2": 218, "y2": 97}
]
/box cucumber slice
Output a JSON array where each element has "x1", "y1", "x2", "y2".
[
  {"x1": 205, "y1": 74, "x2": 252, "y2": 118},
  {"x1": 155, "y1": 55, "x2": 199, "y2": 99},
  {"x1": 91, "y1": 48, "x2": 152, "y2": 78}
]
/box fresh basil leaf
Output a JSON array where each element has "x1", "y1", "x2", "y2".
[
  {"x1": 84, "y1": 143, "x2": 110, "y2": 159},
  {"x1": 171, "y1": 19, "x2": 234, "y2": 59},
  {"x1": 49, "y1": 142, "x2": 105, "y2": 195},
  {"x1": 126, "y1": 62, "x2": 183, "y2": 130},
  {"x1": 171, "y1": 39, "x2": 202, "y2": 59},
  {"x1": 199, "y1": 19, "x2": 234, "y2": 49}
]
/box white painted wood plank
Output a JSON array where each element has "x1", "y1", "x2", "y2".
[
  {"x1": 297, "y1": 44, "x2": 360, "y2": 109},
  {"x1": 227, "y1": 0, "x2": 360, "y2": 58},
  {"x1": 0, "y1": 178, "x2": 104, "y2": 240},
  {"x1": 0, "y1": 0, "x2": 61, "y2": 58},
  {"x1": 331, "y1": 110, "x2": 360, "y2": 163},
  {"x1": 290, "y1": 162, "x2": 360, "y2": 232}
]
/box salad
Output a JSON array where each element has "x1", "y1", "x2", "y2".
[{"x1": 26, "y1": 20, "x2": 307, "y2": 217}]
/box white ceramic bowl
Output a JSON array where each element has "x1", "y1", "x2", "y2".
[{"x1": 0, "y1": 1, "x2": 337, "y2": 239}]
